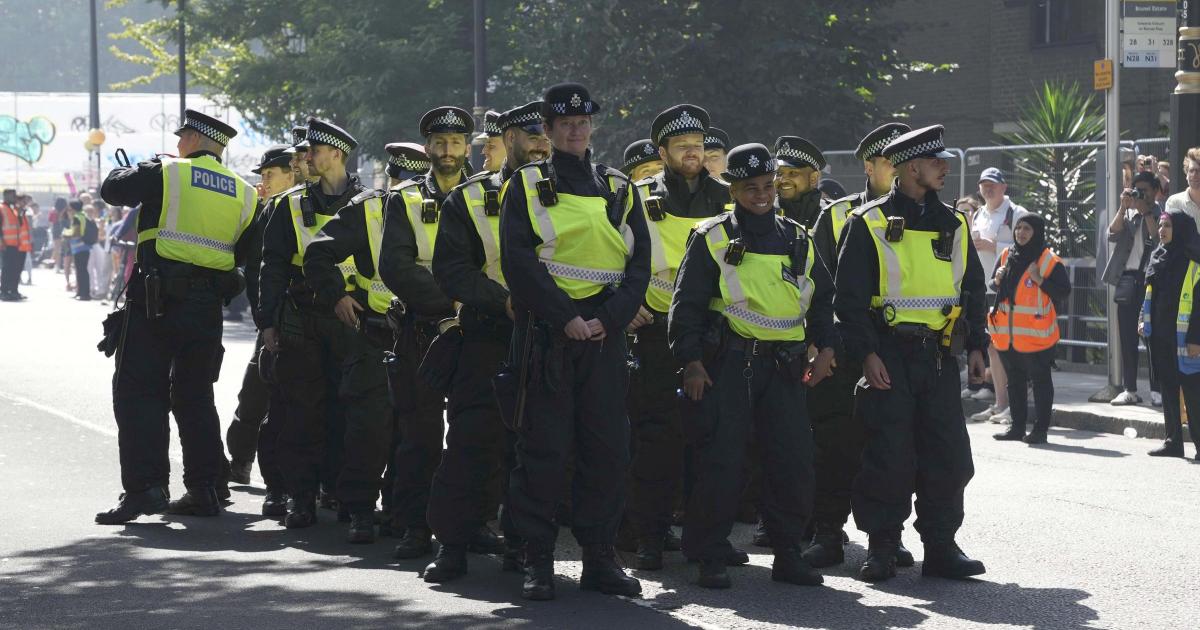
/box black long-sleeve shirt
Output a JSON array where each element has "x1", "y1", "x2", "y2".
[
  {"x1": 499, "y1": 149, "x2": 651, "y2": 334},
  {"x1": 834, "y1": 184, "x2": 988, "y2": 363},
  {"x1": 379, "y1": 173, "x2": 455, "y2": 318},
  {"x1": 302, "y1": 189, "x2": 391, "y2": 311},
  {"x1": 99, "y1": 150, "x2": 256, "y2": 271},
  {"x1": 432, "y1": 169, "x2": 510, "y2": 319},
  {"x1": 258, "y1": 174, "x2": 365, "y2": 328},
  {"x1": 668, "y1": 205, "x2": 840, "y2": 364},
  {"x1": 780, "y1": 189, "x2": 824, "y2": 229}
]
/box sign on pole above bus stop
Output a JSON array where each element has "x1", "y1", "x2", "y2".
[{"x1": 1122, "y1": 0, "x2": 1177, "y2": 68}]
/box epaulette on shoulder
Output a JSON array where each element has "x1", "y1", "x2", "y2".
[
  {"x1": 824, "y1": 192, "x2": 859, "y2": 211},
  {"x1": 279, "y1": 182, "x2": 306, "y2": 197},
  {"x1": 603, "y1": 167, "x2": 631, "y2": 185},
  {"x1": 462, "y1": 170, "x2": 496, "y2": 185},
  {"x1": 778, "y1": 214, "x2": 810, "y2": 238},
  {"x1": 849, "y1": 193, "x2": 890, "y2": 219},
  {"x1": 693, "y1": 211, "x2": 733, "y2": 235},
  {"x1": 350, "y1": 188, "x2": 386, "y2": 205}
]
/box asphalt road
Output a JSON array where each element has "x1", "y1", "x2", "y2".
[{"x1": 1, "y1": 268, "x2": 1197, "y2": 630}]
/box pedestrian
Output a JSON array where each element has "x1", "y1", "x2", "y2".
[
  {"x1": 988, "y1": 214, "x2": 1071, "y2": 444},
  {"x1": 1102, "y1": 171, "x2": 1164, "y2": 406},
  {"x1": 86, "y1": 204, "x2": 111, "y2": 300},
  {"x1": 1164, "y1": 147, "x2": 1200, "y2": 224},
  {"x1": 1141, "y1": 209, "x2": 1200, "y2": 460},
  {"x1": 835, "y1": 124, "x2": 988, "y2": 582},
  {"x1": 68, "y1": 202, "x2": 95, "y2": 301},
  {"x1": 669, "y1": 142, "x2": 838, "y2": 589},
  {"x1": 498, "y1": 82, "x2": 648, "y2": 601},
  {"x1": 1, "y1": 188, "x2": 32, "y2": 301},
  {"x1": 31, "y1": 200, "x2": 48, "y2": 262},
  {"x1": 49, "y1": 197, "x2": 65, "y2": 269},
  {"x1": 94, "y1": 109, "x2": 257, "y2": 524},
  {"x1": 61, "y1": 200, "x2": 78, "y2": 290}
]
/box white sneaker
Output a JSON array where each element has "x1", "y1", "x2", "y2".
[
  {"x1": 1151, "y1": 391, "x2": 1163, "y2": 407},
  {"x1": 970, "y1": 388, "x2": 996, "y2": 402},
  {"x1": 1110, "y1": 391, "x2": 1141, "y2": 406},
  {"x1": 988, "y1": 407, "x2": 1012, "y2": 424},
  {"x1": 969, "y1": 405, "x2": 999, "y2": 423},
  {"x1": 961, "y1": 387, "x2": 974, "y2": 400}
]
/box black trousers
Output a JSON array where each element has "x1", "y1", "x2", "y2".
[
  {"x1": 1117, "y1": 290, "x2": 1158, "y2": 393},
  {"x1": 682, "y1": 347, "x2": 814, "y2": 560},
  {"x1": 1, "y1": 246, "x2": 24, "y2": 294},
  {"x1": 508, "y1": 333, "x2": 631, "y2": 549},
  {"x1": 335, "y1": 329, "x2": 394, "y2": 513},
  {"x1": 426, "y1": 332, "x2": 509, "y2": 546},
  {"x1": 113, "y1": 285, "x2": 226, "y2": 492},
  {"x1": 852, "y1": 337, "x2": 974, "y2": 543},
  {"x1": 626, "y1": 324, "x2": 685, "y2": 543},
  {"x1": 1150, "y1": 333, "x2": 1200, "y2": 451},
  {"x1": 999, "y1": 347, "x2": 1056, "y2": 433},
  {"x1": 74, "y1": 250, "x2": 90, "y2": 298},
  {"x1": 227, "y1": 332, "x2": 271, "y2": 463},
  {"x1": 809, "y1": 359, "x2": 864, "y2": 529},
  {"x1": 388, "y1": 323, "x2": 445, "y2": 529}
]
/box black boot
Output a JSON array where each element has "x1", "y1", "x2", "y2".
[
  {"x1": 1023, "y1": 429, "x2": 1048, "y2": 444},
  {"x1": 686, "y1": 543, "x2": 750, "y2": 566},
  {"x1": 284, "y1": 492, "x2": 317, "y2": 529},
  {"x1": 393, "y1": 527, "x2": 433, "y2": 559},
  {"x1": 922, "y1": 542, "x2": 986, "y2": 579},
  {"x1": 347, "y1": 511, "x2": 376, "y2": 544},
  {"x1": 859, "y1": 535, "x2": 898, "y2": 582},
  {"x1": 752, "y1": 518, "x2": 772, "y2": 547},
  {"x1": 225, "y1": 420, "x2": 259, "y2": 485},
  {"x1": 580, "y1": 544, "x2": 642, "y2": 597},
  {"x1": 502, "y1": 543, "x2": 525, "y2": 573},
  {"x1": 95, "y1": 487, "x2": 169, "y2": 524},
  {"x1": 1149, "y1": 441, "x2": 1185, "y2": 457},
  {"x1": 772, "y1": 545, "x2": 823, "y2": 586},
  {"x1": 895, "y1": 535, "x2": 915, "y2": 568},
  {"x1": 696, "y1": 559, "x2": 730, "y2": 589},
  {"x1": 262, "y1": 489, "x2": 288, "y2": 517},
  {"x1": 467, "y1": 525, "x2": 506, "y2": 555},
  {"x1": 317, "y1": 486, "x2": 337, "y2": 510},
  {"x1": 423, "y1": 544, "x2": 468, "y2": 582},
  {"x1": 522, "y1": 547, "x2": 556, "y2": 601},
  {"x1": 634, "y1": 538, "x2": 664, "y2": 571},
  {"x1": 228, "y1": 459, "x2": 253, "y2": 486},
  {"x1": 801, "y1": 523, "x2": 845, "y2": 568},
  {"x1": 166, "y1": 487, "x2": 221, "y2": 517},
  {"x1": 993, "y1": 427, "x2": 1025, "y2": 441}
]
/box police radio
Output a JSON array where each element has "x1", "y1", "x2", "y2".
[
  {"x1": 484, "y1": 190, "x2": 500, "y2": 216},
  {"x1": 790, "y1": 230, "x2": 809, "y2": 277},
  {"x1": 645, "y1": 196, "x2": 666, "y2": 222},
  {"x1": 885, "y1": 216, "x2": 905, "y2": 242},
  {"x1": 724, "y1": 238, "x2": 747, "y2": 266},
  {"x1": 300, "y1": 195, "x2": 317, "y2": 228},
  {"x1": 933, "y1": 229, "x2": 954, "y2": 260},
  {"x1": 421, "y1": 199, "x2": 439, "y2": 224},
  {"x1": 535, "y1": 178, "x2": 558, "y2": 207}
]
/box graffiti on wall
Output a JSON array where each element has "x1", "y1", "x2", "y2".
[{"x1": 0, "y1": 115, "x2": 57, "y2": 165}]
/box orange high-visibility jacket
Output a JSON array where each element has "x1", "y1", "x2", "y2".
[
  {"x1": 1, "y1": 203, "x2": 32, "y2": 253},
  {"x1": 988, "y1": 247, "x2": 1062, "y2": 352}
]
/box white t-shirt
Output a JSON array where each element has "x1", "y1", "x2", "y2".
[
  {"x1": 971, "y1": 196, "x2": 1028, "y2": 288},
  {"x1": 1165, "y1": 189, "x2": 1200, "y2": 225}
]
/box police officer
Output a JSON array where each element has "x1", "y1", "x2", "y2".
[
  {"x1": 385, "y1": 142, "x2": 431, "y2": 189},
  {"x1": 669, "y1": 143, "x2": 836, "y2": 589},
  {"x1": 499, "y1": 82, "x2": 649, "y2": 601},
  {"x1": 703, "y1": 127, "x2": 730, "y2": 182},
  {"x1": 835, "y1": 124, "x2": 988, "y2": 582},
  {"x1": 259, "y1": 118, "x2": 366, "y2": 530},
  {"x1": 774, "y1": 136, "x2": 826, "y2": 228},
  {"x1": 95, "y1": 110, "x2": 257, "y2": 523},
  {"x1": 286, "y1": 125, "x2": 318, "y2": 187},
  {"x1": 627, "y1": 104, "x2": 732, "y2": 572},
  {"x1": 379, "y1": 105, "x2": 470, "y2": 560},
  {"x1": 803, "y1": 123, "x2": 914, "y2": 569},
  {"x1": 418, "y1": 101, "x2": 553, "y2": 582},
  {"x1": 476, "y1": 110, "x2": 507, "y2": 172},
  {"x1": 622, "y1": 139, "x2": 664, "y2": 182}
]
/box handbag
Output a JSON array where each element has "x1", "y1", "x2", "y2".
[{"x1": 1113, "y1": 272, "x2": 1142, "y2": 305}]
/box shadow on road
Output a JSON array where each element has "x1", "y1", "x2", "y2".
[{"x1": 872, "y1": 578, "x2": 1099, "y2": 630}]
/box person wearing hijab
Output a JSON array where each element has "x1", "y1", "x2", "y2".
[
  {"x1": 1141, "y1": 209, "x2": 1200, "y2": 459},
  {"x1": 987, "y1": 214, "x2": 1071, "y2": 444}
]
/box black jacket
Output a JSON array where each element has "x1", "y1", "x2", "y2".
[
  {"x1": 779, "y1": 189, "x2": 824, "y2": 230},
  {"x1": 378, "y1": 172, "x2": 456, "y2": 318},
  {"x1": 637, "y1": 167, "x2": 729, "y2": 219},
  {"x1": 432, "y1": 168, "x2": 511, "y2": 321}
]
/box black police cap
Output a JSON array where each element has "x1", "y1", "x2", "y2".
[
  {"x1": 622, "y1": 139, "x2": 660, "y2": 175},
  {"x1": 651, "y1": 104, "x2": 709, "y2": 146},
  {"x1": 704, "y1": 126, "x2": 730, "y2": 151},
  {"x1": 252, "y1": 144, "x2": 293, "y2": 174},
  {"x1": 774, "y1": 136, "x2": 825, "y2": 171},
  {"x1": 540, "y1": 83, "x2": 600, "y2": 118},
  {"x1": 420, "y1": 106, "x2": 474, "y2": 137},
  {"x1": 175, "y1": 109, "x2": 237, "y2": 147},
  {"x1": 481, "y1": 110, "x2": 502, "y2": 137},
  {"x1": 385, "y1": 142, "x2": 431, "y2": 175},
  {"x1": 500, "y1": 101, "x2": 545, "y2": 134},
  {"x1": 882, "y1": 124, "x2": 954, "y2": 166},
  {"x1": 722, "y1": 143, "x2": 777, "y2": 182},
  {"x1": 818, "y1": 178, "x2": 847, "y2": 199},
  {"x1": 855, "y1": 123, "x2": 911, "y2": 161},
  {"x1": 290, "y1": 125, "x2": 307, "y2": 147},
  {"x1": 300, "y1": 118, "x2": 357, "y2": 153}
]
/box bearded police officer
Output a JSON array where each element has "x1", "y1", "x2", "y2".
[
  {"x1": 669, "y1": 143, "x2": 837, "y2": 589},
  {"x1": 419, "y1": 101, "x2": 553, "y2": 582},
  {"x1": 626, "y1": 104, "x2": 731, "y2": 572},
  {"x1": 499, "y1": 82, "x2": 649, "y2": 601},
  {"x1": 96, "y1": 110, "x2": 257, "y2": 523},
  {"x1": 774, "y1": 136, "x2": 826, "y2": 228},
  {"x1": 835, "y1": 125, "x2": 987, "y2": 582},
  {"x1": 622, "y1": 139, "x2": 664, "y2": 182},
  {"x1": 703, "y1": 127, "x2": 730, "y2": 182},
  {"x1": 379, "y1": 106, "x2": 469, "y2": 560},
  {"x1": 477, "y1": 110, "x2": 507, "y2": 172},
  {"x1": 385, "y1": 142, "x2": 431, "y2": 189}
]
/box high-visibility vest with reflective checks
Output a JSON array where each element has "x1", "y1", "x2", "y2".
[
  {"x1": 395, "y1": 183, "x2": 441, "y2": 270},
  {"x1": 1142, "y1": 260, "x2": 1200, "y2": 374},
  {"x1": 823, "y1": 191, "x2": 869, "y2": 245},
  {"x1": 859, "y1": 203, "x2": 969, "y2": 331},
  {"x1": 637, "y1": 182, "x2": 702, "y2": 313},
  {"x1": 701, "y1": 213, "x2": 814, "y2": 342},
  {"x1": 987, "y1": 248, "x2": 1062, "y2": 352},
  {"x1": 1, "y1": 203, "x2": 32, "y2": 252},
  {"x1": 459, "y1": 173, "x2": 505, "y2": 288},
  {"x1": 353, "y1": 194, "x2": 397, "y2": 315},
  {"x1": 138, "y1": 155, "x2": 256, "y2": 271},
  {"x1": 286, "y1": 189, "x2": 357, "y2": 288},
  {"x1": 515, "y1": 164, "x2": 635, "y2": 300}
]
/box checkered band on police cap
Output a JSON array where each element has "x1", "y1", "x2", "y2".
[
  {"x1": 290, "y1": 126, "x2": 307, "y2": 146},
  {"x1": 623, "y1": 139, "x2": 659, "y2": 170},
  {"x1": 883, "y1": 125, "x2": 950, "y2": 166},
  {"x1": 389, "y1": 154, "x2": 431, "y2": 172},
  {"x1": 722, "y1": 143, "x2": 777, "y2": 181},
  {"x1": 482, "y1": 111, "x2": 502, "y2": 136},
  {"x1": 776, "y1": 142, "x2": 821, "y2": 171},
  {"x1": 652, "y1": 105, "x2": 709, "y2": 145},
  {"x1": 184, "y1": 115, "x2": 230, "y2": 146},
  {"x1": 307, "y1": 128, "x2": 353, "y2": 154},
  {"x1": 501, "y1": 103, "x2": 543, "y2": 130}
]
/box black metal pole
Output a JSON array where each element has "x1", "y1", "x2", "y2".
[
  {"x1": 178, "y1": 0, "x2": 187, "y2": 121},
  {"x1": 471, "y1": 0, "x2": 486, "y2": 170},
  {"x1": 1170, "y1": 0, "x2": 1200, "y2": 187}
]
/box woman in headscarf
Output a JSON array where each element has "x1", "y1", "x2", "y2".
[
  {"x1": 987, "y1": 214, "x2": 1071, "y2": 444},
  {"x1": 1141, "y1": 209, "x2": 1200, "y2": 459}
]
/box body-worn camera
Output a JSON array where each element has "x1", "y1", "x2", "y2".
[
  {"x1": 535, "y1": 178, "x2": 558, "y2": 207},
  {"x1": 645, "y1": 196, "x2": 666, "y2": 221},
  {"x1": 725, "y1": 238, "x2": 747, "y2": 266},
  {"x1": 421, "y1": 199, "x2": 439, "y2": 224},
  {"x1": 885, "y1": 216, "x2": 905, "y2": 242},
  {"x1": 484, "y1": 190, "x2": 500, "y2": 216},
  {"x1": 300, "y1": 195, "x2": 317, "y2": 228}
]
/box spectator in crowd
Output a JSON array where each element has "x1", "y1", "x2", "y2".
[
  {"x1": 49, "y1": 197, "x2": 66, "y2": 270},
  {"x1": 86, "y1": 204, "x2": 110, "y2": 300},
  {"x1": 968, "y1": 167, "x2": 1027, "y2": 423},
  {"x1": 1155, "y1": 160, "x2": 1171, "y2": 202},
  {"x1": 31, "y1": 200, "x2": 49, "y2": 262},
  {"x1": 66, "y1": 200, "x2": 95, "y2": 300},
  {"x1": 1165, "y1": 147, "x2": 1200, "y2": 224},
  {"x1": 1137, "y1": 154, "x2": 1156, "y2": 174},
  {"x1": 1103, "y1": 171, "x2": 1164, "y2": 405},
  {"x1": 1141, "y1": 209, "x2": 1200, "y2": 460},
  {"x1": 61, "y1": 200, "x2": 79, "y2": 291}
]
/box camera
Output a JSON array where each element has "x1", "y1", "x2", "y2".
[{"x1": 1128, "y1": 188, "x2": 1146, "y2": 201}]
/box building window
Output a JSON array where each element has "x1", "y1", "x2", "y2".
[{"x1": 1032, "y1": 0, "x2": 1100, "y2": 47}]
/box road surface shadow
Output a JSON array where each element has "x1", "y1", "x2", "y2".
[{"x1": 1025, "y1": 441, "x2": 1128, "y2": 458}]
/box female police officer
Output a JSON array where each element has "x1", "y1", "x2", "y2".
[{"x1": 668, "y1": 143, "x2": 839, "y2": 589}]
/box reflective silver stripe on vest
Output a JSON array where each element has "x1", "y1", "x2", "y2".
[
  {"x1": 543, "y1": 260, "x2": 625, "y2": 285},
  {"x1": 723, "y1": 304, "x2": 805, "y2": 330},
  {"x1": 649, "y1": 275, "x2": 674, "y2": 292},
  {"x1": 705, "y1": 224, "x2": 750, "y2": 306},
  {"x1": 154, "y1": 229, "x2": 235, "y2": 252},
  {"x1": 879, "y1": 296, "x2": 959, "y2": 310},
  {"x1": 864, "y1": 206, "x2": 966, "y2": 302},
  {"x1": 165, "y1": 161, "x2": 183, "y2": 232},
  {"x1": 524, "y1": 170, "x2": 558, "y2": 262},
  {"x1": 290, "y1": 193, "x2": 315, "y2": 254},
  {"x1": 462, "y1": 182, "x2": 503, "y2": 283},
  {"x1": 1008, "y1": 324, "x2": 1059, "y2": 338},
  {"x1": 401, "y1": 188, "x2": 434, "y2": 263}
]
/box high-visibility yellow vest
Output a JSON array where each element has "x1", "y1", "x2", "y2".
[
  {"x1": 393, "y1": 183, "x2": 441, "y2": 270},
  {"x1": 458, "y1": 174, "x2": 506, "y2": 288},
  {"x1": 353, "y1": 194, "x2": 397, "y2": 315},
  {"x1": 286, "y1": 189, "x2": 357, "y2": 288},
  {"x1": 700, "y1": 213, "x2": 814, "y2": 342},
  {"x1": 1143, "y1": 259, "x2": 1200, "y2": 374},
  {"x1": 859, "y1": 203, "x2": 969, "y2": 331},
  {"x1": 637, "y1": 182, "x2": 703, "y2": 313},
  {"x1": 988, "y1": 248, "x2": 1062, "y2": 352},
  {"x1": 513, "y1": 164, "x2": 635, "y2": 300},
  {"x1": 137, "y1": 155, "x2": 256, "y2": 271},
  {"x1": 823, "y1": 194, "x2": 863, "y2": 245}
]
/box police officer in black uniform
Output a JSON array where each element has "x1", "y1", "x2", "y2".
[
  {"x1": 418, "y1": 101, "x2": 553, "y2": 582},
  {"x1": 96, "y1": 110, "x2": 257, "y2": 523},
  {"x1": 774, "y1": 136, "x2": 826, "y2": 228},
  {"x1": 621, "y1": 139, "x2": 664, "y2": 182},
  {"x1": 835, "y1": 125, "x2": 988, "y2": 582},
  {"x1": 500, "y1": 82, "x2": 649, "y2": 601},
  {"x1": 477, "y1": 109, "x2": 507, "y2": 172},
  {"x1": 259, "y1": 118, "x2": 367, "y2": 530},
  {"x1": 380, "y1": 106, "x2": 470, "y2": 560},
  {"x1": 384, "y1": 142, "x2": 431, "y2": 189},
  {"x1": 703, "y1": 126, "x2": 730, "y2": 181}
]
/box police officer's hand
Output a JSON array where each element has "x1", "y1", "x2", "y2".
[
  {"x1": 334, "y1": 295, "x2": 364, "y2": 328},
  {"x1": 967, "y1": 349, "x2": 986, "y2": 384},
  {"x1": 263, "y1": 327, "x2": 281, "y2": 353},
  {"x1": 626, "y1": 306, "x2": 654, "y2": 333},
  {"x1": 586, "y1": 318, "x2": 607, "y2": 340},
  {"x1": 807, "y1": 348, "x2": 835, "y2": 387},
  {"x1": 683, "y1": 360, "x2": 713, "y2": 401},
  {"x1": 564, "y1": 316, "x2": 592, "y2": 341},
  {"x1": 863, "y1": 352, "x2": 891, "y2": 390}
]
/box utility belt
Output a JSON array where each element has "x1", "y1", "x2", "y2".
[
  {"x1": 140, "y1": 264, "x2": 242, "y2": 320},
  {"x1": 358, "y1": 312, "x2": 394, "y2": 348},
  {"x1": 707, "y1": 324, "x2": 809, "y2": 383},
  {"x1": 286, "y1": 280, "x2": 321, "y2": 307},
  {"x1": 458, "y1": 305, "x2": 513, "y2": 340}
]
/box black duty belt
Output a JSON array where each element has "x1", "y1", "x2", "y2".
[
  {"x1": 886, "y1": 323, "x2": 942, "y2": 341},
  {"x1": 720, "y1": 334, "x2": 805, "y2": 358}
]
